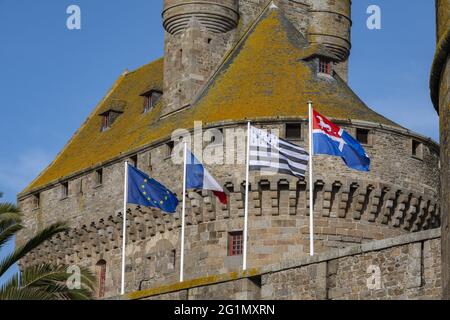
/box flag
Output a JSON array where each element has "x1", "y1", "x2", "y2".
[
  {"x1": 312, "y1": 109, "x2": 371, "y2": 172},
  {"x1": 186, "y1": 149, "x2": 228, "y2": 204},
  {"x1": 249, "y1": 126, "x2": 309, "y2": 178},
  {"x1": 127, "y1": 164, "x2": 179, "y2": 213}
]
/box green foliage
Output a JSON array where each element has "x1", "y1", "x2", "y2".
[{"x1": 0, "y1": 203, "x2": 96, "y2": 300}]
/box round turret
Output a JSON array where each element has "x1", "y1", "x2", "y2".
[
  {"x1": 163, "y1": 0, "x2": 239, "y2": 35},
  {"x1": 307, "y1": 0, "x2": 352, "y2": 61}
]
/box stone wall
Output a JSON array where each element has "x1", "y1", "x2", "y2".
[
  {"x1": 439, "y1": 55, "x2": 450, "y2": 300},
  {"x1": 17, "y1": 121, "x2": 440, "y2": 298},
  {"x1": 123, "y1": 229, "x2": 441, "y2": 300},
  {"x1": 431, "y1": 0, "x2": 450, "y2": 300}
]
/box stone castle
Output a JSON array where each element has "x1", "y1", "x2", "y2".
[{"x1": 16, "y1": 0, "x2": 448, "y2": 300}]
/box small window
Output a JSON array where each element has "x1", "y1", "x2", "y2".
[
  {"x1": 170, "y1": 250, "x2": 176, "y2": 270},
  {"x1": 100, "y1": 110, "x2": 122, "y2": 131},
  {"x1": 166, "y1": 141, "x2": 174, "y2": 159},
  {"x1": 356, "y1": 128, "x2": 370, "y2": 145},
  {"x1": 318, "y1": 59, "x2": 332, "y2": 75},
  {"x1": 142, "y1": 90, "x2": 162, "y2": 113},
  {"x1": 228, "y1": 231, "x2": 244, "y2": 257},
  {"x1": 32, "y1": 193, "x2": 40, "y2": 209},
  {"x1": 95, "y1": 169, "x2": 103, "y2": 186},
  {"x1": 96, "y1": 260, "x2": 107, "y2": 298},
  {"x1": 130, "y1": 155, "x2": 138, "y2": 168},
  {"x1": 61, "y1": 182, "x2": 69, "y2": 199},
  {"x1": 79, "y1": 179, "x2": 84, "y2": 195},
  {"x1": 101, "y1": 113, "x2": 110, "y2": 131},
  {"x1": 148, "y1": 153, "x2": 153, "y2": 172},
  {"x1": 412, "y1": 140, "x2": 423, "y2": 159},
  {"x1": 285, "y1": 123, "x2": 302, "y2": 141}
]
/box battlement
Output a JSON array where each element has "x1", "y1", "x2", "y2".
[{"x1": 22, "y1": 175, "x2": 439, "y2": 297}]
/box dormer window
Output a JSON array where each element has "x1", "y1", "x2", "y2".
[
  {"x1": 318, "y1": 59, "x2": 332, "y2": 75},
  {"x1": 141, "y1": 90, "x2": 163, "y2": 113},
  {"x1": 99, "y1": 109, "x2": 123, "y2": 132}
]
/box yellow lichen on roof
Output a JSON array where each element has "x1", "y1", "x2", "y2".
[
  {"x1": 189, "y1": 8, "x2": 398, "y2": 126},
  {"x1": 24, "y1": 7, "x2": 398, "y2": 194}
]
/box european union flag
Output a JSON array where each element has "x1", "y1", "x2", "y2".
[{"x1": 127, "y1": 164, "x2": 179, "y2": 214}]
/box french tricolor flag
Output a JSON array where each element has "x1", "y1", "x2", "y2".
[{"x1": 186, "y1": 149, "x2": 228, "y2": 205}]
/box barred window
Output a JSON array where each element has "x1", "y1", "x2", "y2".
[
  {"x1": 102, "y1": 113, "x2": 111, "y2": 131},
  {"x1": 228, "y1": 231, "x2": 244, "y2": 256},
  {"x1": 319, "y1": 59, "x2": 332, "y2": 75}
]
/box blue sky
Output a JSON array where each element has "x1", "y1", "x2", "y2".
[{"x1": 0, "y1": 1, "x2": 439, "y2": 284}]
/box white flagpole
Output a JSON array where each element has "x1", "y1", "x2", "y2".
[
  {"x1": 180, "y1": 141, "x2": 188, "y2": 282},
  {"x1": 308, "y1": 101, "x2": 315, "y2": 256},
  {"x1": 120, "y1": 161, "x2": 129, "y2": 295},
  {"x1": 243, "y1": 122, "x2": 251, "y2": 271}
]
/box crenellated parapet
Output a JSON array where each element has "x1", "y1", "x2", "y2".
[{"x1": 22, "y1": 176, "x2": 439, "y2": 295}]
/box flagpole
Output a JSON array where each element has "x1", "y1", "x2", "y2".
[
  {"x1": 120, "y1": 161, "x2": 129, "y2": 295},
  {"x1": 180, "y1": 141, "x2": 188, "y2": 282},
  {"x1": 308, "y1": 101, "x2": 315, "y2": 256},
  {"x1": 243, "y1": 122, "x2": 251, "y2": 271}
]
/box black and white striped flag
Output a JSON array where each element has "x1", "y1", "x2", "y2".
[{"x1": 249, "y1": 126, "x2": 309, "y2": 178}]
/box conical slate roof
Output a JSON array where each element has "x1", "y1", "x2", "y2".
[{"x1": 23, "y1": 4, "x2": 399, "y2": 194}]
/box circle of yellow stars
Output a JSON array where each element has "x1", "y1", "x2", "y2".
[{"x1": 141, "y1": 179, "x2": 170, "y2": 206}]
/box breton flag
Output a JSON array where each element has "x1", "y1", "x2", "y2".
[
  {"x1": 312, "y1": 109, "x2": 371, "y2": 172},
  {"x1": 186, "y1": 149, "x2": 228, "y2": 204},
  {"x1": 249, "y1": 126, "x2": 309, "y2": 178}
]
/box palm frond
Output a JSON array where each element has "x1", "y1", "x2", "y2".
[
  {"x1": 0, "y1": 286, "x2": 57, "y2": 300},
  {"x1": 0, "y1": 222, "x2": 69, "y2": 278},
  {"x1": 6, "y1": 264, "x2": 96, "y2": 300},
  {"x1": 0, "y1": 203, "x2": 21, "y2": 223},
  {"x1": 0, "y1": 223, "x2": 23, "y2": 250}
]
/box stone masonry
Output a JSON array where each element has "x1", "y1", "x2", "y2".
[
  {"x1": 430, "y1": 0, "x2": 450, "y2": 299},
  {"x1": 18, "y1": 121, "x2": 440, "y2": 298},
  {"x1": 121, "y1": 229, "x2": 442, "y2": 300},
  {"x1": 17, "y1": 0, "x2": 442, "y2": 300}
]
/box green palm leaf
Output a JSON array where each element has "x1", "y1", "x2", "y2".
[
  {"x1": 0, "y1": 202, "x2": 96, "y2": 300},
  {"x1": 0, "y1": 222, "x2": 69, "y2": 278}
]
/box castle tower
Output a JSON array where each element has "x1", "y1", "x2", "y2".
[
  {"x1": 431, "y1": 0, "x2": 450, "y2": 300},
  {"x1": 307, "y1": 0, "x2": 352, "y2": 81},
  {"x1": 17, "y1": 1, "x2": 444, "y2": 299},
  {"x1": 161, "y1": 0, "x2": 353, "y2": 118},
  {"x1": 161, "y1": 0, "x2": 239, "y2": 117}
]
